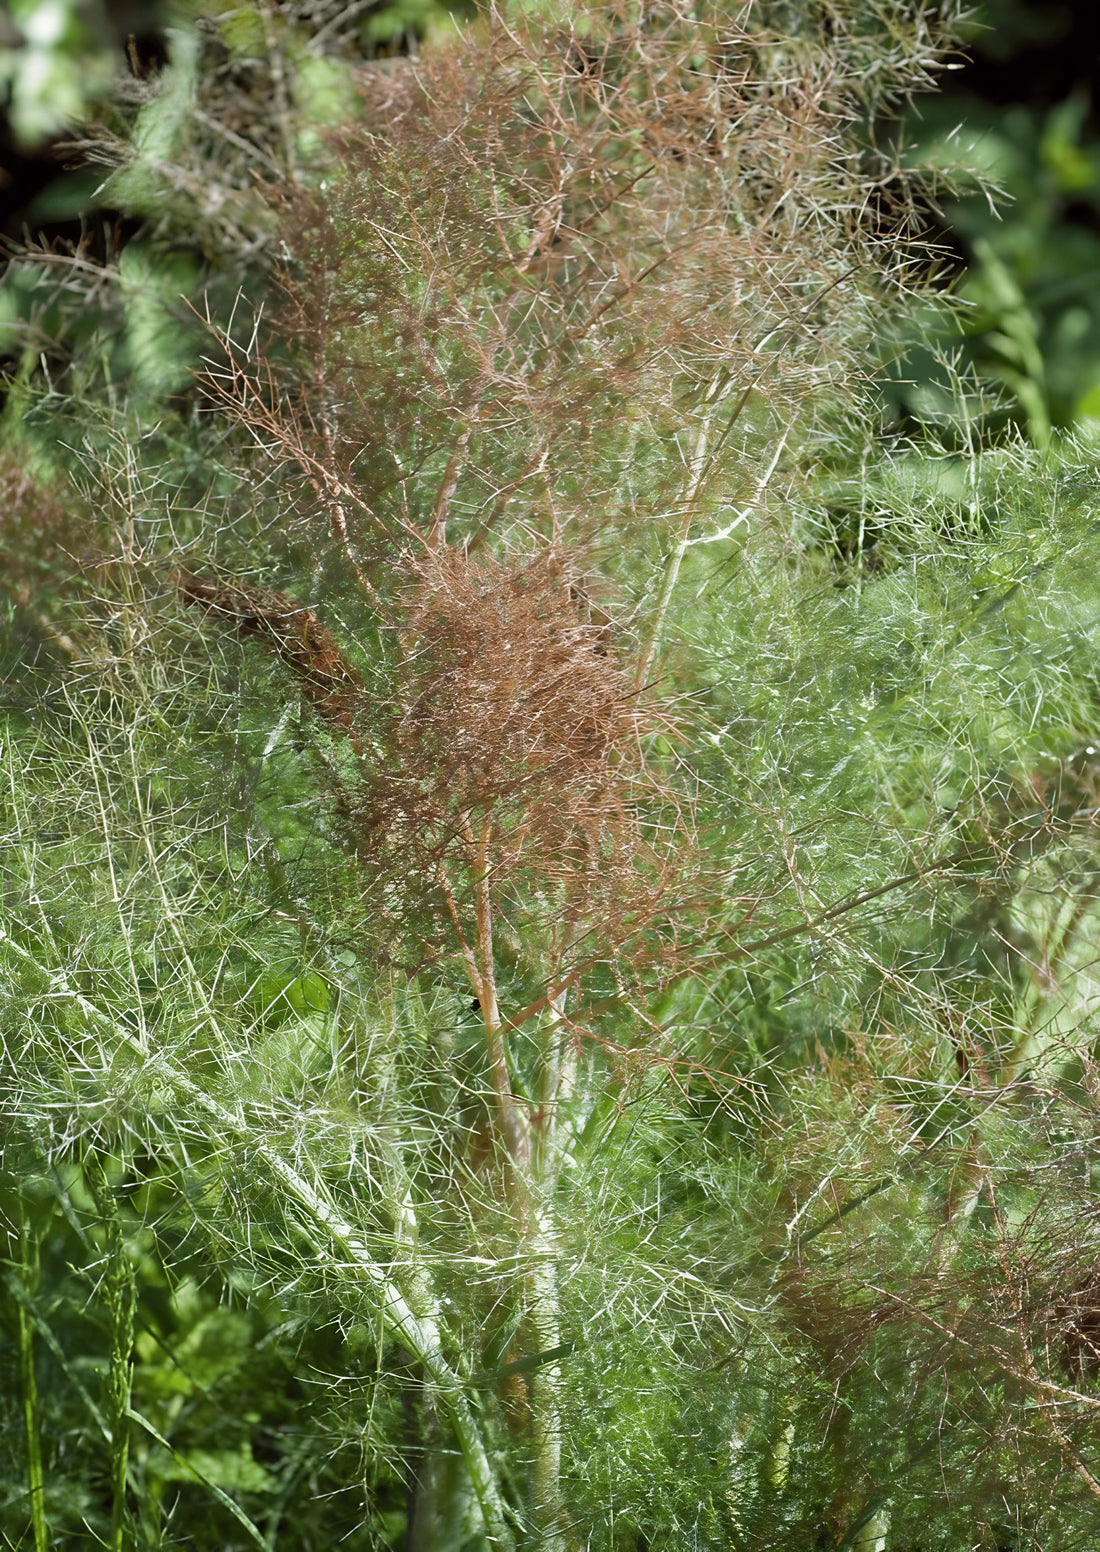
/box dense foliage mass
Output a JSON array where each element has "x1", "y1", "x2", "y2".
[{"x1": 7, "y1": 4, "x2": 1100, "y2": 1551}]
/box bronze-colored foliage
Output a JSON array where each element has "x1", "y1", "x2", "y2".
[
  {"x1": 175, "y1": 570, "x2": 364, "y2": 730},
  {"x1": 1057, "y1": 1270, "x2": 1100, "y2": 1385},
  {"x1": 205, "y1": 0, "x2": 946, "y2": 576},
  {"x1": 360, "y1": 548, "x2": 661, "y2": 915},
  {"x1": 177, "y1": 543, "x2": 688, "y2": 988}
]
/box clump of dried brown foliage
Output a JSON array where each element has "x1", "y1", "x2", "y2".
[{"x1": 360, "y1": 547, "x2": 687, "y2": 967}]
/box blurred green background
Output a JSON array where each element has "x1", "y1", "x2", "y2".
[{"x1": 882, "y1": 0, "x2": 1100, "y2": 445}]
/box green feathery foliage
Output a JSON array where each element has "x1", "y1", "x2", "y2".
[{"x1": 9, "y1": 4, "x2": 1100, "y2": 1551}]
